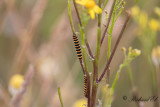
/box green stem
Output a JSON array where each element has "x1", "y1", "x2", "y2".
[
  {"x1": 79, "y1": 26, "x2": 88, "y2": 73},
  {"x1": 95, "y1": 27, "x2": 101, "y2": 70},
  {"x1": 111, "y1": 64, "x2": 124, "y2": 90},
  {"x1": 126, "y1": 64, "x2": 134, "y2": 87},
  {"x1": 102, "y1": 0, "x2": 109, "y2": 9},
  {"x1": 68, "y1": 0, "x2": 75, "y2": 33},
  {"x1": 115, "y1": 7, "x2": 124, "y2": 22},
  {"x1": 107, "y1": 0, "x2": 117, "y2": 59},
  {"x1": 91, "y1": 28, "x2": 101, "y2": 107},
  {"x1": 58, "y1": 87, "x2": 64, "y2": 107},
  {"x1": 73, "y1": 1, "x2": 91, "y2": 106},
  {"x1": 107, "y1": 35, "x2": 112, "y2": 59},
  {"x1": 117, "y1": 0, "x2": 123, "y2": 9},
  {"x1": 147, "y1": 55, "x2": 157, "y2": 96},
  {"x1": 73, "y1": 0, "x2": 88, "y2": 73},
  {"x1": 98, "y1": 14, "x2": 130, "y2": 82},
  {"x1": 91, "y1": 0, "x2": 102, "y2": 106},
  {"x1": 101, "y1": 0, "x2": 117, "y2": 45},
  {"x1": 126, "y1": 64, "x2": 141, "y2": 107},
  {"x1": 108, "y1": 64, "x2": 124, "y2": 107}
]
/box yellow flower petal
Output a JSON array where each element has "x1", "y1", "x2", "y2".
[
  {"x1": 89, "y1": 9, "x2": 95, "y2": 19},
  {"x1": 76, "y1": 0, "x2": 102, "y2": 20},
  {"x1": 93, "y1": 5, "x2": 102, "y2": 14},
  {"x1": 85, "y1": 0, "x2": 96, "y2": 8},
  {"x1": 76, "y1": 0, "x2": 87, "y2": 5},
  {"x1": 9, "y1": 74, "x2": 24, "y2": 89}
]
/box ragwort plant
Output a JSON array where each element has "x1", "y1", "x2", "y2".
[{"x1": 66, "y1": 0, "x2": 141, "y2": 107}]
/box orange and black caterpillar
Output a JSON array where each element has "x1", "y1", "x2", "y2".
[
  {"x1": 84, "y1": 74, "x2": 88, "y2": 98},
  {"x1": 73, "y1": 33, "x2": 82, "y2": 60}
]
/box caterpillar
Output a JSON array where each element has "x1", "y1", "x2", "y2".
[
  {"x1": 73, "y1": 33, "x2": 82, "y2": 60},
  {"x1": 84, "y1": 74, "x2": 88, "y2": 98}
]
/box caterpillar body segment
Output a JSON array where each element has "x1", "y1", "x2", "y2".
[
  {"x1": 84, "y1": 74, "x2": 88, "y2": 98},
  {"x1": 73, "y1": 33, "x2": 82, "y2": 60}
]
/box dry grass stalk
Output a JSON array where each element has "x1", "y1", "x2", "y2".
[
  {"x1": 12, "y1": 0, "x2": 48, "y2": 73},
  {"x1": 10, "y1": 64, "x2": 35, "y2": 107}
]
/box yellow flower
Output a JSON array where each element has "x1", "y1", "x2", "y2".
[
  {"x1": 139, "y1": 11, "x2": 148, "y2": 29},
  {"x1": 72, "y1": 99, "x2": 87, "y2": 107},
  {"x1": 154, "y1": 7, "x2": 160, "y2": 17},
  {"x1": 9, "y1": 74, "x2": 24, "y2": 90},
  {"x1": 9, "y1": 74, "x2": 24, "y2": 95},
  {"x1": 131, "y1": 6, "x2": 140, "y2": 16},
  {"x1": 76, "y1": 0, "x2": 102, "y2": 19},
  {"x1": 149, "y1": 19, "x2": 160, "y2": 31}
]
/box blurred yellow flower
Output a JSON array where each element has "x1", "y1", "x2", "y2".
[
  {"x1": 9, "y1": 74, "x2": 24, "y2": 90},
  {"x1": 76, "y1": 0, "x2": 102, "y2": 19},
  {"x1": 152, "y1": 46, "x2": 160, "y2": 65},
  {"x1": 139, "y1": 11, "x2": 148, "y2": 29},
  {"x1": 131, "y1": 6, "x2": 140, "y2": 16},
  {"x1": 9, "y1": 74, "x2": 24, "y2": 95},
  {"x1": 149, "y1": 19, "x2": 160, "y2": 31},
  {"x1": 72, "y1": 99, "x2": 87, "y2": 107},
  {"x1": 154, "y1": 7, "x2": 160, "y2": 17}
]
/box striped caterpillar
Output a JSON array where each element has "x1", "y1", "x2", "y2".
[{"x1": 73, "y1": 33, "x2": 82, "y2": 60}]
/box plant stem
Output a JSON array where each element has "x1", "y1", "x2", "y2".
[
  {"x1": 101, "y1": 0, "x2": 116, "y2": 45},
  {"x1": 58, "y1": 87, "x2": 64, "y2": 107},
  {"x1": 148, "y1": 56, "x2": 157, "y2": 95},
  {"x1": 147, "y1": 56, "x2": 158, "y2": 107},
  {"x1": 72, "y1": 1, "x2": 91, "y2": 106},
  {"x1": 68, "y1": 0, "x2": 85, "y2": 74},
  {"x1": 110, "y1": 63, "x2": 141, "y2": 107},
  {"x1": 68, "y1": 0, "x2": 75, "y2": 33},
  {"x1": 86, "y1": 41, "x2": 94, "y2": 59},
  {"x1": 107, "y1": 0, "x2": 117, "y2": 59},
  {"x1": 107, "y1": 64, "x2": 125, "y2": 107},
  {"x1": 98, "y1": 13, "x2": 130, "y2": 82},
  {"x1": 126, "y1": 64, "x2": 141, "y2": 107},
  {"x1": 111, "y1": 64, "x2": 124, "y2": 90},
  {"x1": 155, "y1": 64, "x2": 160, "y2": 107},
  {"x1": 72, "y1": 0, "x2": 82, "y2": 26},
  {"x1": 91, "y1": 28, "x2": 101, "y2": 107},
  {"x1": 73, "y1": 0, "x2": 93, "y2": 73},
  {"x1": 79, "y1": 26, "x2": 88, "y2": 72},
  {"x1": 126, "y1": 64, "x2": 134, "y2": 87},
  {"x1": 95, "y1": 27, "x2": 102, "y2": 79},
  {"x1": 91, "y1": 0, "x2": 102, "y2": 106},
  {"x1": 102, "y1": 0, "x2": 109, "y2": 9}
]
